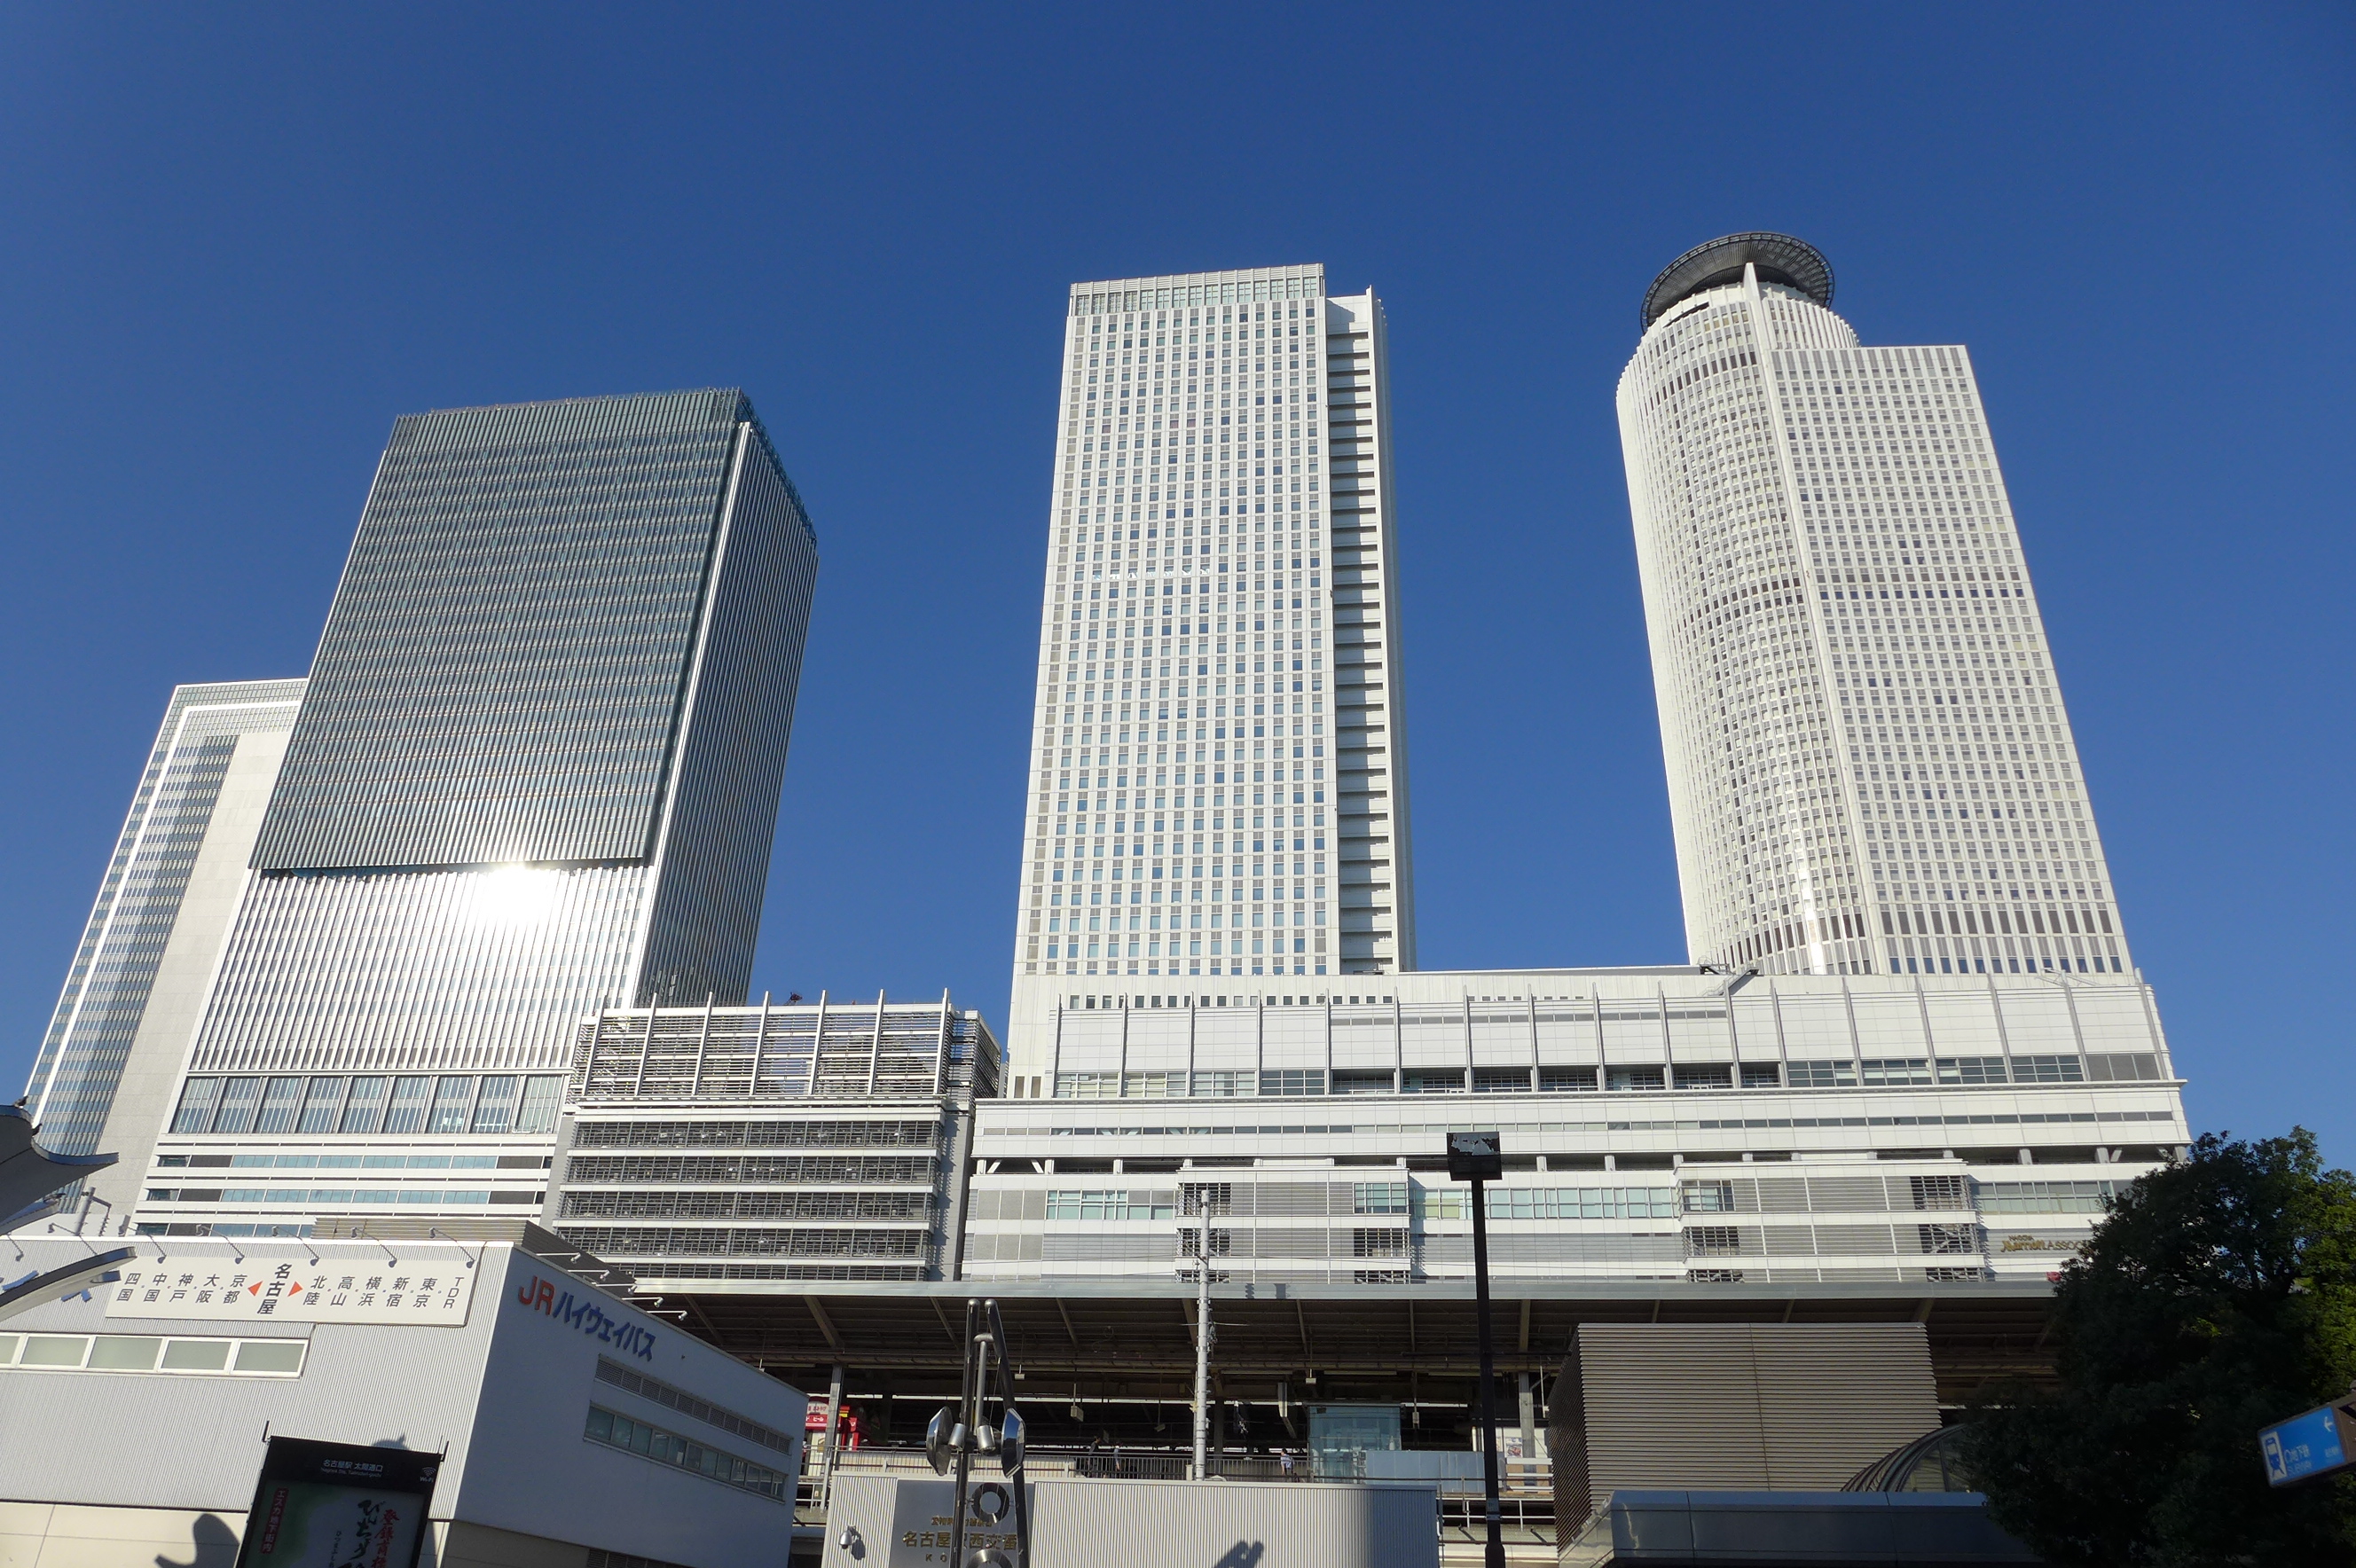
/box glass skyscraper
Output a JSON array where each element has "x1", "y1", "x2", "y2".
[
  {"x1": 1617, "y1": 235, "x2": 2129, "y2": 979},
  {"x1": 137, "y1": 389, "x2": 818, "y2": 1235}
]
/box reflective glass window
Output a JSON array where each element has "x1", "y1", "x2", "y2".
[
  {"x1": 428, "y1": 1076, "x2": 477, "y2": 1134},
  {"x1": 383, "y1": 1077, "x2": 434, "y2": 1134},
  {"x1": 471, "y1": 1077, "x2": 518, "y2": 1134},
  {"x1": 298, "y1": 1078, "x2": 347, "y2": 1133},
  {"x1": 341, "y1": 1078, "x2": 389, "y2": 1133}
]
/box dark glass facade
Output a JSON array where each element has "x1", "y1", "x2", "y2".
[
  {"x1": 187, "y1": 390, "x2": 815, "y2": 1079},
  {"x1": 255, "y1": 388, "x2": 777, "y2": 873}
]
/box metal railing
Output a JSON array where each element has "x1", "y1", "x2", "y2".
[{"x1": 804, "y1": 1445, "x2": 1549, "y2": 1494}]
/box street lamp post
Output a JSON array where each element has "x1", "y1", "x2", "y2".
[
  {"x1": 924, "y1": 1299, "x2": 1032, "y2": 1567},
  {"x1": 1447, "y1": 1130, "x2": 1506, "y2": 1568}
]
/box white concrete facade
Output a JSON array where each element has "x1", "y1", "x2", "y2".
[
  {"x1": 1008, "y1": 266, "x2": 1415, "y2": 1089},
  {"x1": 963, "y1": 968, "x2": 2187, "y2": 1287},
  {"x1": 1617, "y1": 236, "x2": 2127, "y2": 978}
]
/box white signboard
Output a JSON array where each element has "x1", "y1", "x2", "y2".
[{"x1": 106, "y1": 1258, "x2": 475, "y2": 1326}]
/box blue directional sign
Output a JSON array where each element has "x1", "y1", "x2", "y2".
[{"x1": 2259, "y1": 1402, "x2": 2355, "y2": 1486}]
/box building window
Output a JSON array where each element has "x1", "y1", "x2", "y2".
[
  {"x1": 582, "y1": 1406, "x2": 789, "y2": 1501},
  {"x1": 1182, "y1": 1182, "x2": 1232, "y2": 1217},
  {"x1": 1681, "y1": 1180, "x2": 1736, "y2": 1214},
  {"x1": 1685, "y1": 1226, "x2": 1746, "y2": 1256},
  {"x1": 1787, "y1": 1060, "x2": 1857, "y2": 1089},
  {"x1": 1910, "y1": 1175, "x2": 1970, "y2": 1210},
  {"x1": 2011, "y1": 1054, "x2": 2085, "y2": 1084},
  {"x1": 1935, "y1": 1057, "x2": 2007, "y2": 1086},
  {"x1": 0, "y1": 1333, "x2": 304, "y2": 1377},
  {"x1": 1917, "y1": 1224, "x2": 1980, "y2": 1256},
  {"x1": 1046, "y1": 1189, "x2": 1175, "y2": 1221},
  {"x1": 1859, "y1": 1058, "x2": 1932, "y2": 1087}
]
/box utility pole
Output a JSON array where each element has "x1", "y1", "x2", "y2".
[{"x1": 1448, "y1": 1130, "x2": 1507, "y2": 1568}]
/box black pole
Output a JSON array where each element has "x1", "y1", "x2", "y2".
[
  {"x1": 1470, "y1": 1172, "x2": 1505, "y2": 1568},
  {"x1": 986, "y1": 1300, "x2": 1032, "y2": 1567},
  {"x1": 949, "y1": 1299, "x2": 978, "y2": 1568}
]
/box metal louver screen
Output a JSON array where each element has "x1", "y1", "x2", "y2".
[{"x1": 1552, "y1": 1322, "x2": 1938, "y2": 1522}]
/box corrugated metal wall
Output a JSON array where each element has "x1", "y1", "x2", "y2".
[{"x1": 1549, "y1": 1322, "x2": 1937, "y2": 1526}]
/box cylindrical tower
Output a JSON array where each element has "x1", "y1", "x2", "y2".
[{"x1": 1617, "y1": 235, "x2": 2132, "y2": 980}]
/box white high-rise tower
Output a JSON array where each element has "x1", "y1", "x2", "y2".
[
  {"x1": 1005, "y1": 265, "x2": 1416, "y2": 1080},
  {"x1": 962, "y1": 247, "x2": 2187, "y2": 1299},
  {"x1": 1618, "y1": 234, "x2": 2129, "y2": 981}
]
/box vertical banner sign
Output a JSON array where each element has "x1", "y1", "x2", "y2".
[{"x1": 232, "y1": 1438, "x2": 439, "y2": 1568}]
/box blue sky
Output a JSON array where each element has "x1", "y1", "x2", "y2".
[{"x1": 4, "y1": 6, "x2": 2352, "y2": 1157}]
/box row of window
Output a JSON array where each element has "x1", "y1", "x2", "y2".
[
  {"x1": 559, "y1": 1227, "x2": 926, "y2": 1258},
  {"x1": 592, "y1": 1356, "x2": 798, "y2": 1457},
  {"x1": 570, "y1": 1120, "x2": 941, "y2": 1150},
  {"x1": 0, "y1": 1333, "x2": 304, "y2": 1376},
  {"x1": 145, "y1": 1187, "x2": 521, "y2": 1207},
  {"x1": 1682, "y1": 1174, "x2": 1970, "y2": 1213},
  {"x1": 171, "y1": 1073, "x2": 562, "y2": 1137},
  {"x1": 1788, "y1": 1055, "x2": 2085, "y2": 1088},
  {"x1": 991, "y1": 1108, "x2": 2178, "y2": 1139},
  {"x1": 1977, "y1": 1180, "x2": 2121, "y2": 1213},
  {"x1": 562, "y1": 1190, "x2": 931, "y2": 1220},
  {"x1": 1035, "y1": 1184, "x2": 1685, "y2": 1223},
  {"x1": 156, "y1": 1152, "x2": 517, "y2": 1170},
  {"x1": 1687, "y1": 1223, "x2": 1980, "y2": 1258},
  {"x1": 583, "y1": 1405, "x2": 789, "y2": 1501},
  {"x1": 563, "y1": 1155, "x2": 936, "y2": 1185},
  {"x1": 1046, "y1": 1055, "x2": 2135, "y2": 1101},
  {"x1": 1053, "y1": 1063, "x2": 1785, "y2": 1098}
]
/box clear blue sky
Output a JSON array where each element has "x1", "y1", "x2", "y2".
[{"x1": 4, "y1": 6, "x2": 2351, "y2": 1157}]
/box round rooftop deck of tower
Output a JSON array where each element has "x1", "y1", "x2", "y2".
[{"x1": 1642, "y1": 232, "x2": 1834, "y2": 328}]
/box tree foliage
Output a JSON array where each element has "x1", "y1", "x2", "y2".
[{"x1": 1960, "y1": 1130, "x2": 2356, "y2": 1565}]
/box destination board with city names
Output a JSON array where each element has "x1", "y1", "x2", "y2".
[{"x1": 106, "y1": 1259, "x2": 475, "y2": 1325}]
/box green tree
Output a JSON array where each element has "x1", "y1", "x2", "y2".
[{"x1": 1959, "y1": 1130, "x2": 2356, "y2": 1565}]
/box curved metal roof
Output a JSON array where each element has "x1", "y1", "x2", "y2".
[
  {"x1": 1642, "y1": 232, "x2": 1834, "y2": 328},
  {"x1": 1842, "y1": 1423, "x2": 1976, "y2": 1493}
]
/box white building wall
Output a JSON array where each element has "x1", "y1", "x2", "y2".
[
  {"x1": 1618, "y1": 246, "x2": 2129, "y2": 979},
  {"x1": 90, "y1": 721, "x2": 300, "y2": 1224},
  {"x1": 24, "y1": 681, "x2": 304, "y2": 1227},
  {"x1": 962, "y1": 968, "x2": 2186, "y2": 1287},
  {"x1": 1007, "y1": 265, "x2": 1416, "y2": 1091}
]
